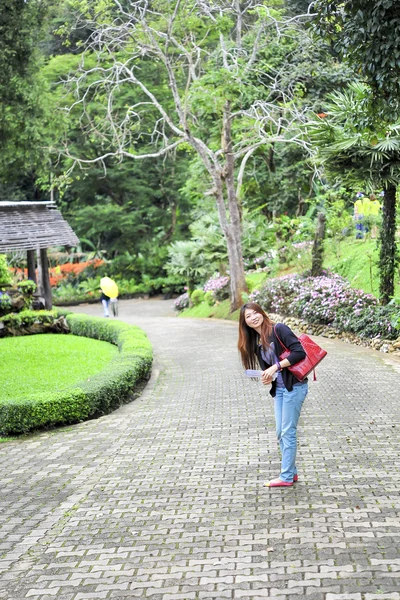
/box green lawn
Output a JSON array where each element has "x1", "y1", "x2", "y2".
[
  {"x1": 324, "y1": 237, "x2": 400, "y2": 299},
  {"x1": 0, "y1": 334, "x2": 118, "y2": 402}
]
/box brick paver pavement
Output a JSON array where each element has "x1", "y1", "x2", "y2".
[{"x1": 1, "y1": 298, "x2": 400, "y2": 600}]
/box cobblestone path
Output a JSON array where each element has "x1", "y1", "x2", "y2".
[{"x1": 1, "y1": 298, "x2": 400, "y2": 600}]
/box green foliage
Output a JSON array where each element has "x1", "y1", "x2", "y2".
[
  {"x1": 306, "y1": 82, "x2": 400, "y2": 303},
  {"x1": 246, "y1": 272, "x2": 269, "y2": 293},
  {"x1": 0, "y1": 255, "x2": 12, "y2": 286},
  {"x1": 166, "y1": 241, "x2": 209, "y2": 290},
  {"x1": 307, "y1": 82, "x2": 400, "y2": 189},
  {"x1": 17, "y1": 280, "x2": 37, "y2": 295},
  {"x1": 0, "y1": 0, "x2": 56, "y2": 192},
  {"x1": 178, "y1": 298, "x2": 239, "y2": 321},
  {"x1": 0, "y1": 313, "x2": 152, "y2": 435},
  {"x1": 204, "y1": 291, "x2": 215, "y2": 306},
  {"x1": 0, "y1": 310, "x2": 67, "y2": 336},
  {"x1": 0, "y1": 293, "x2": 12, "y2": 315},
  {"x1": 333, "y1": 303, "x2": 400, "y2": 340},
  {"x1": 324, "y1": 190, "x2": 354, "y2": 248},
  {"x1": 190, "y1": 289, "x2": 205, "y2": 306},
  {"x1": 313, "y1": 0, "x2": 400, "y2": 118}
]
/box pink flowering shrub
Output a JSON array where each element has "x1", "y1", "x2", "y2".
[
  {"x1": 203, "y1": 274, "x2": 230, "y2": 301},
  {"x1": 174, "y1": 292, "x2": 189, "y2": 312},
  {"x1": 250, "y1": 274, "x2": 304, "y2": 314},
  {"x1": 251, "y1": 273, "x2": 400, "y2": 339},
  {"x1": 289, "y1": 275, "x2": 377, "y2": 324}
]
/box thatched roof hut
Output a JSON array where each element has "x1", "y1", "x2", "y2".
[{"x1": 0, "y1": 201, "x2": 79, "y2": 309}]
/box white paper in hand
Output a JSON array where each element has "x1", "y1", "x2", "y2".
[
  {"x1": 245, "y1": 370, "x2": 263, "y2": 378},
  {"x1": 245, "y1": 369, "x2": 277, "y2": 381}
]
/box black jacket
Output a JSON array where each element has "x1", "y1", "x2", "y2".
[{"x1": 256, "y1": 322, "x2": 306, "y2": 397}]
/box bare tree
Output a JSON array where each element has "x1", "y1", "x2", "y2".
[{"x1": 62, "y1": 0, "x2": 313, "y2": 310}]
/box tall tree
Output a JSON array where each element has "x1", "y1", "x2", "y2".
[
  {"x1": 60, "y1": 0, "x2": 311, "y2": 310},
  {"x1": 313, "y1": 0, "x2": 400, "y2": 117},
  {"x1": 312, "y1": 1, "x2": 400, "y2": 303},
  {"x1": 0, "y1": 0, "x2": 50, "y2": 196}
]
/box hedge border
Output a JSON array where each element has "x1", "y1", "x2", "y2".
[{"x1": 0, "y1": 312, "x2": 153, "y2": 435}]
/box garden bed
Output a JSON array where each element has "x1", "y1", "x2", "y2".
[{"x1": 0, "y1": 312, "x2": 152, "y2": 435}]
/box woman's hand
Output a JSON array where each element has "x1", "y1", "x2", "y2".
[{"x1": 261, "y1": 365, "x2": 278, "y2": 385}]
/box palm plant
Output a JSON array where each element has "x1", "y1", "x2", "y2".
[{"x1": 307, "y1": 82, "x2": 400, "y2": 304}]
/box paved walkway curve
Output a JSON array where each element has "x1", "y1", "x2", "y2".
[{"x1": 1, "y1": 298, "x2": 400, "y2": 600}]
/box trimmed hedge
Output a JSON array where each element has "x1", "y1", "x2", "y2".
[{"x1": 0, "y1": 313, "x2": 152, "y2": 435}]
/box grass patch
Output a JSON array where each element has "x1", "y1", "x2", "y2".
[
  {"x1": 0, "y1": 334, "x2": 118, "y2": 402},
  {"x1": 246, "y1": 271, "x2": 268, "y2": 292},
  {"x1": 178, "y1": 299, "x2": 241, "y2": 321},
  {"x1": 324, "y1": 237, "x2": 400, "y2": 299}
]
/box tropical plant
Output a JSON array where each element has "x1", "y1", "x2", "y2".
[
  {"x1": 166, "y1": 241, "x2": 210, "y2": 293},
  {"x1": 306, "y1": 82, "x2": 400, "y2": 304}
]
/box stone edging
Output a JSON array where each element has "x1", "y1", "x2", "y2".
[{"x1": 268, "y1": 312, "x2": 400, "y2": 355}]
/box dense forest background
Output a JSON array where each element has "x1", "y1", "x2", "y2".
[{"x1": 1, "y1": 0, "x2": 398, "y2": 304}]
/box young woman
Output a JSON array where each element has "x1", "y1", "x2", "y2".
[{"x1": 238, "y1": 302, "x2": 308, "y2": 488}]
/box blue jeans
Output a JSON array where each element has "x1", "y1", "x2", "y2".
[
  {"x1": 355, "y1": 216, "x2": 364, "y2": 239},
  {"x1": 274, "y1": 383, "x2": 308, "y2": 482},
  {"x1": 101, "y1": 298, "x2": 110, "y2": 317}
]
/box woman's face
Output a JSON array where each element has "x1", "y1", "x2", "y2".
[{"x1": 244, "y1": 308, "x2": 264, "y2": 330}]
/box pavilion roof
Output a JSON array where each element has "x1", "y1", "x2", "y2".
[{"x1": 0, "y1": 201, "x2": 79, "y2": 252}]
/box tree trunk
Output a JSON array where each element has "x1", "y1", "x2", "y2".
[
  {"x1": 38, "y1": 248, "x2": 52, "y2": 310},
  {"x1": 379, "y1": 184, "x2": 397, "y2": 304},
  {"x1": 222, "y1": 101, "x2": 248, "y2": 311},
  {"x1": 311, "y1": 212, "x2": 326, "y2": 276},
  {"x1": 27, "y1": 249, "x2": 37, "y2": 283}
]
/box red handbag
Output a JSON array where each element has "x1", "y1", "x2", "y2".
[{"x1": 274, "y1": 326, "x2": 327, "y2": 382}]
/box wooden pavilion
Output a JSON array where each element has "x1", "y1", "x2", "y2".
[{"x1": 0, "y1": 201, "x2": 79, "y2": 309}]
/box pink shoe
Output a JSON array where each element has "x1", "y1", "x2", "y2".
[
  {"x1": 264, "y1": 478, "x2": 293, "y2": 487},
  {"x1": 293, "y1": 474, "x2": 298, "y2": 483}
]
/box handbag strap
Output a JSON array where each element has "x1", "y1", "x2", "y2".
[{"x1": 273, "y1": 324, "x2": 289, "y2": 353}]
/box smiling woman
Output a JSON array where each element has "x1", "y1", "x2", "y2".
[
  {"x1": 0, "y1": 334, "x2": 118, "y2": 401},
  {"x1": 238, "y1": 302, "x2": 309, "y2": 488}
]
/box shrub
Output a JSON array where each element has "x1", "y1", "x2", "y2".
[
  {"x1": 203, "y1": 273, "x2": 230, "y2": 301},
  {"x1": 204, "y1": 291, "x2": 215, "y2": 306},
  {"x1": 0, "y1": 310, "x2": 62, "y2": 334},
  {"x1": 333, "y1": 303, "x2": 400, "y2": 339},
  {"x1": 250, "y1": 274, "x2": 304, "y2": 314},
  {"x1": 17, "y1": 280, "x2": 37, "y2": 295},
  {"x1": 0, "y1": 255, "x2": 12, "y2": 286},
  {"x1": 288, "y1": 275, "x2": 377, "y2": 325},
  {"x1": 191, "y1": 289, "x2": 205, "y2": 305},
  {"x1": 251, "y1": 273, "x2": 400, "y2": 340},
  {"x1": 0, "y1": 313, "x2": 152, "y2": 435},
  {"x1": 0, "y1": 292, "x2": 12, "y2": 316},
  {"x1": 174, "y1": 292, "x2": 189, "y2": 312}
]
